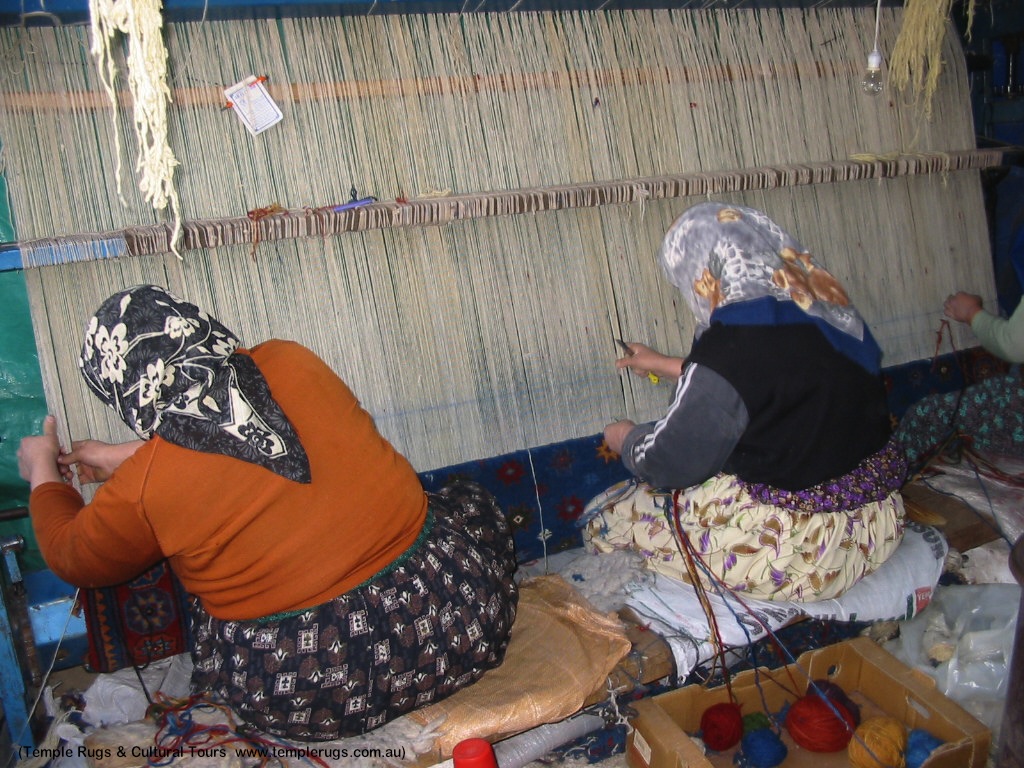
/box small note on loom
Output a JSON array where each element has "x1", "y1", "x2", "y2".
[{"x1": 224, "y1": 76, "x2": 284, "y2": 136}]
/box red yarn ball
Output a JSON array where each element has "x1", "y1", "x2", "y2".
[
  {"x1": 785, "y1": 694, "x2": 856, "y2": 752},
  {"x1": 700, "y1": 702, "x2": 744, "y2": 751},
  {"x1": 812, "y1": 679, "x2": 861, "y2": 727}
]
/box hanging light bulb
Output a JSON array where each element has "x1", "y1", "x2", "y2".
[
  {"x1": 861, "y1": 0, "x2": 885, "y2": 96},
  {"x1": 862, "y1": 48, "x2": 884, "y2": 96}
]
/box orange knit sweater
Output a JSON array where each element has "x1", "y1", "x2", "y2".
[{"x1": 30, "y1": 340, "x2": 428, "y2": 620}]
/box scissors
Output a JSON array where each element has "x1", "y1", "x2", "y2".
[{"x1": 614, "y1": 338, "x2": 659, "y2": 384}]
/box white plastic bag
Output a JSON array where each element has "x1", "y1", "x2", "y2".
[{"x1": 889, "y1": 582, "x2": 1020, "y2": 739}]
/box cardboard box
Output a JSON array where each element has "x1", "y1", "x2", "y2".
[{"x1": 627, "y1": 637, "x2": 990, "y2": 768}]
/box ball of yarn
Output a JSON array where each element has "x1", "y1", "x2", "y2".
[
  {"x1": 812, "y1": 679, "x2": 861, "y2": 726},
  {"x1": 740, "y1": 728, "x2": 788, "y2": 768},
  {"x1": 743, "y1": 711, "x2": 772, "y2": 733},
  {"x1": 906, "y1": 728, "x2": 944, "y2": 768},
  {"x1": 700, "y1": 702, "x2": 744, "y2": 751},
  {"x1": 785, "y1": 694, "x2": 856, "y2": 752},
  {"x1": 848, "y1": 716, "x2": 908, "y2": 768}
]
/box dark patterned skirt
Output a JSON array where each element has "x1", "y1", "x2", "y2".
[
  {"x1": 189, "y1": 480, "x2": 518, "y2": 741},
  {"x1": 894, "y1": 370, "x2": 1024, "y2": 469}
]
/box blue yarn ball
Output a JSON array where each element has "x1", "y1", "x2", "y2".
[
  {"x1": 906, "y1": 728, "x2": 944, "y2": 768},
  {"x1": 740, "y1": 728, "x2": 788, "y2": 768}
]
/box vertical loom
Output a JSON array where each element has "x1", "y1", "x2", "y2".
[{"x1": 0, "y1": 6, "x2": 999, "y2": 474}]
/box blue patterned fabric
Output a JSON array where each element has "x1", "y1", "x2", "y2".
[
  {"x1": 884, "y1": 347, "x2": 1008, "y2": 421},
  {"x1": 419, "y1": 434, "x2": 632, "y2": 564}
]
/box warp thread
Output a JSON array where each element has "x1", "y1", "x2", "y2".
[{"x1": 848, "y1": 715, "x2": 908, "y2": 768}]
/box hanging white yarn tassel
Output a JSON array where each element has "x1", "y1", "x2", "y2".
[{"x1": 89, "y1": 0, "x2": 183, "y2": 255}]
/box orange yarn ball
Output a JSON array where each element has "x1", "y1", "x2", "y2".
[
  {"x1": 700, "y1": 702, "x2": 744, "y2": 751},
  {"x1": 784, "y1": 694, "x2": 856, "y2": 752},
  {"x1": 848, "y1": 716, "x2": 908, "y2": 768}
]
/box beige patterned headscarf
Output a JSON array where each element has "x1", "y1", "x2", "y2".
[{"x1": 658, "y1": 202, "x2": 865, "y2": 343}]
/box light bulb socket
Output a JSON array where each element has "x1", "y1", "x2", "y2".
[{"x1": 867, "y1": 49, "x2": 883, "y2": 71}]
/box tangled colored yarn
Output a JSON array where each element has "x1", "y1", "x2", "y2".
[
  {"x1": 848, "y1": 716, "x2": 908, "y2": 768},
  {"x1": 740, "y1": 728, "x2": 788, "y2": 768},
  {"x1": 700, "y1": 702, "x2": 744, "y2": 751},
  {"x1": 784, "y1": 693, "x2": 855, "y2": 752}
]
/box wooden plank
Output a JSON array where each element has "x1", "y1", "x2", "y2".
[
  {"x1": 901, "y1": 481, "x2": 1003, "y2": 553},
  {"x1": 582, "y1": 608, "x2": 676, "y2": 708}
]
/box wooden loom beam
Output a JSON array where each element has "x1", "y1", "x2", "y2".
[
  {"x1": 8, "y1": 147, "x2": 1005, "y2": 267},
  {"x1": 0, "y1": 60, "x2": 860, "y2": 112}
]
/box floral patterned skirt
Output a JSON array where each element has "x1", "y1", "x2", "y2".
[
  {"x1": 189, "y1": 480, "x2": 518, "y2": 741},
  {"x1": 583, "y1": 442, "x2": 907, "y2": 602}
]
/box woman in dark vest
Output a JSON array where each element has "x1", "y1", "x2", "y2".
[{"x1": 588, "y1": 202, "x2": 906, "y2": 602}]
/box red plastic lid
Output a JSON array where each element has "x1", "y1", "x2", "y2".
[{"x1": 451, "y1": 738, "x2": 498, "y2": 768}]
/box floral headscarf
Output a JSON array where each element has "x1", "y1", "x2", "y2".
[
  {"x1": 658, "y1": 202, "x2": 866, "y2": 343},
  {"x1": 80, "y1": 285, "x2": 311, "y2": 483}
]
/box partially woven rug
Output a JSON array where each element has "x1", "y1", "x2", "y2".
[{"x1": 81, "y1": 561, "x2": 193, "y2": 673}]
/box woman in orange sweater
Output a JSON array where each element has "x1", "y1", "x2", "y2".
[{"x1": 17, "y1": 284, "x2": 518, "y2": 741}]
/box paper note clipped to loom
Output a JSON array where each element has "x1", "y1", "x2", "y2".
[{"x1": 225, "y1": 76, "x2": 283, "y2": 136}]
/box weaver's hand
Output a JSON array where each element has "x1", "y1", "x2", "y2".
[
  {"x1": 59, "y1": 439, "x2": 145, "y2": 485},
  {"x1": 604, "y1": 419, "x2": 636, "y2": 456},
  {"x1": 615, "y1": 342, "x2": 683, "y2": 383},
  {"x1": 944, "y1": 292, "x2": 983, "y2": 325},
  {"x1": 17, "y1": 416, "x2": 64, "y2": 490}
]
